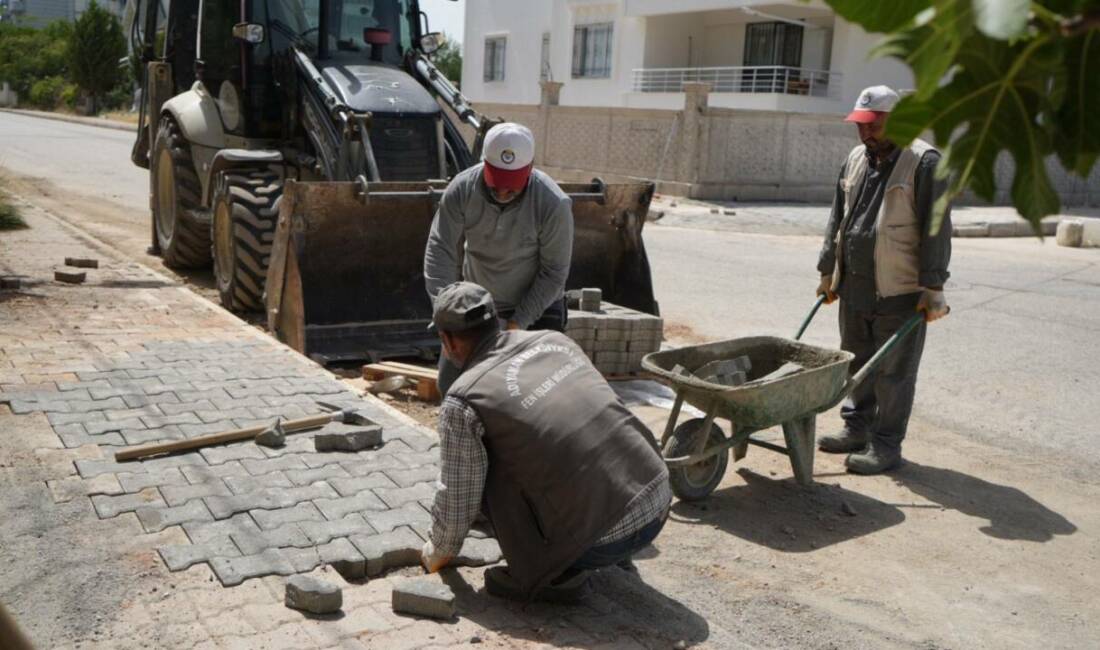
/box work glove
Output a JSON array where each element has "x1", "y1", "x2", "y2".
[
  {"x1": 420, "y1": 539, "x2": 453, "y2": 573},
  {"x1": 917, "y1": 288, "x2": 950, "y2": 322},
  {"x1": 816, "y1": 274, "x2": 837, "y2": 304}
]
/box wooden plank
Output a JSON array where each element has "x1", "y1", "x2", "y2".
[
  {"x1": 416, "y1": 379, "x2": 441, "y2": 402},
  {"x1": 379, "y1": 361, "x2": 439, "y2": 377},
  {"x1": 362, "y1": 363, "x2": 437, "y2": 382}
]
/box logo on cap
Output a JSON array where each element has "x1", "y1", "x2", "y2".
[
  {"x1": 500, "y1": 149, "x2": 516, "y2": 165},
  {"x1": 859, "y1": 93, "x2": 871, "y2": 106}
]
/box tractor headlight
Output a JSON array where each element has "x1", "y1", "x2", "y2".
[{"x1": 218, "y1": 81, "x2": 241, "y2": 132}]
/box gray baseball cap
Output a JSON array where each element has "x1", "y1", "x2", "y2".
[{"x1": 429, "y1": 282, "x2": 497, "y2": 332}]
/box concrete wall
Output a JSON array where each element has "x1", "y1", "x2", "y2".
[
  {"x1": 465, "y1": 85, "x2": 1100, "y2": 207},
  {"x1": 0, "y1": 82, "x2": 17, "y2": 108}
]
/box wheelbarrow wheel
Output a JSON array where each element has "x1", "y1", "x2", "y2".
[{"x1": 667, "y1": 419, "x2": 728, "y2": 502}]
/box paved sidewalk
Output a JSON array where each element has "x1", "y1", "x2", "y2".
[{"x1": 0, "y1": 202, "x2": 707, "y2": 649}]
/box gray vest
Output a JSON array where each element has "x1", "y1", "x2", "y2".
[{"x1": 448, "y1": 330, "x2": 666, "y2": 596}]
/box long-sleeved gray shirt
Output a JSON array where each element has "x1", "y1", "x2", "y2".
[
  {"x1": 424, "y1": 164, "x2": 574, "y2": 329},
  {"x1": 817, "y1": 146, "x2": 952, "y2": 313}
]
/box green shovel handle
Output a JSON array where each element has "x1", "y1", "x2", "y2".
[{"x1": 794, "y1": 295, "x2": 828, "y2": 341}]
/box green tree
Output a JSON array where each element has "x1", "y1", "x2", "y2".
[
  {"x1": 67, "y1": 1, "x2": 126, "y2": 114},
  {"x1": 432, "y1": 33, "x2": 463, "y2": 89},
  {"x1": 817, "y1": 0, "x2": 1100, "y2": 231},
  {"x1": 0, "y1": 21, "x2": 71, "y2": 99}
]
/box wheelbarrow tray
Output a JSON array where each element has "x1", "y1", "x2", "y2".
[{"x1": 642, "y1": 336, "x2": 854, "y2": 432}]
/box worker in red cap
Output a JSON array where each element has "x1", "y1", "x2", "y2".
[
  {"x1": 424, "y1": 122, "x2": 574, "y2": 394},
  {"x1": 813, "y1": 85, "x2": 953, "y2": 474}
]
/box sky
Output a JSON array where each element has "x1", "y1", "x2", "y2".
[{"x1": 419, "y1": 0, "x2": 466, "y2": 45}]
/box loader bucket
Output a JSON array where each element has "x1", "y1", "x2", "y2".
[{"x1": 266, "y1": 178, "x2": 657, "y2": 364}]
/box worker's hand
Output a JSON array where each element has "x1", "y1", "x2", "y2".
[
  {"x1": 816, "y1": 274, "x2": 837, "y2": 305},
  {"x1": 420, "y1": 539, "x2": 452, "y2": 573},
  {"x1": 505, "y1": 320, "x2": 521, "y2": 330},
  {"x1": 917, "y1": 289, "x2": 950, "y2": 322}
]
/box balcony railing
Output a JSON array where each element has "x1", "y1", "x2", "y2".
[{"x1": 632, "y1": 66, "x2": 842, "y2": 99}]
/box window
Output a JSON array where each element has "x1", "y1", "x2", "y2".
[
  {"x1": 540, "y1": 33, "x2": 551, "y2": 81},
  {"x1": 572, "y1": 23, "x2": 612, "y2": 79},
  {"x1": 484, "y1": 36, "x2": 506, "y2": 81},
  {"x1": 743, "y1": 22, "x2": 803, "y2": 67},
  {"x1": 294, "y1": 1, "x2": 414, "y2": 63}
]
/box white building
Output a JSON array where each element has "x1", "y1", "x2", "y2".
[{"x1": 461, "y1": 0, "x2": 913, "y2": 115}]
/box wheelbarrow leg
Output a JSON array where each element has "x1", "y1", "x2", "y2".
[
  {"x1": 781, "y1": 415, "x2": 817, "y2": 486},
  {"x1": 660, "y1": 392, "x2": 685, "y2": 449}
]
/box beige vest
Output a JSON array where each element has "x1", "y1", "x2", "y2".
[{"x1": 831, "y1": 138, "x2": 937, "y2": 298}]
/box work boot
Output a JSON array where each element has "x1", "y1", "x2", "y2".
[
  {"x1": 485, "y1": 566, "x2": 590, "y2": 604},
  {"x1": 817, "y1": 428, "x2": 867, "y2": 453},
  {"x1": 845, "y1": 441, "x2": 903, "y2": 475}
]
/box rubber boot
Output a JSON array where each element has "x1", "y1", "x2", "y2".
[
  {"x1": 845, "y1": 441, "x2": 903, "y2": 475},
  {"x1": 817, "y1": 429, "x2": 867, "y2": 453}
]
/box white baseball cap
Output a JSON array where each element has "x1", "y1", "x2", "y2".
[
  {"x1": 846, "y1": 85, "x2": 900, "y2": 123},
  {"x1": 482, "y1": 123, "x2": 535, "y2": 191}
]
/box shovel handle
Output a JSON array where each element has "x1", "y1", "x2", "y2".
[{"x1": 794, "y1": 295, "x2": 828, "y2": 341}]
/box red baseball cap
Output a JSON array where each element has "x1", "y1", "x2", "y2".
[
  {"x1": 484, "y1": 162, "x2": 533, "y2": 191},
  {"x1": 845, "y1": 85, "x2": 900, "y2": 123},
  {"x1": 482, "y1": 123, "x2": 535, "y2": 191},
  {"x1": 845, "y1": 109, "x2": 887, "y2": 124}
]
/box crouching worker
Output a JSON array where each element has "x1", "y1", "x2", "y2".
[{"x1": 420, "y1": 282, "x2": 671, "y2": 602}]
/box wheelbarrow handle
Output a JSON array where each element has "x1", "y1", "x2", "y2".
[
  {"x1": 818, "y1": 313, "x2": 924, "y2": 413},
  {"x1": 794, "y1": 295, "x2": 828, "y2": 341}
]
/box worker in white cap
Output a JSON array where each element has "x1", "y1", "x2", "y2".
[
  {"x1": 813, "y1": 85, "x2": 953, "y2": 474},
  {"x1": 424, "y1": 122, "x2": 574, "y2": 394}
]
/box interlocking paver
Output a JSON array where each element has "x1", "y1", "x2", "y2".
[
  {"x1": 141, "y1": 412, "x2": 202, "y2": 428},
  {"x1": 158, "y1": 537, "x2": 242, "y2": 571},
  {"x1": 210, "y1": 549, "x2": 296, "y2": 587},
  {"x1": 76, "y1": 457, "x2": 148, "y2": 479},
  {"x1": 136, "y1": 499, "x2": 214, "y2": 533},
  {"x1": 158, "y1": 399, "x2": 217, "y2": 416},
  {"x1": 91, "y1": 487, "x2": 165, "y2": 519},
  {"x1": 120, "y1": 425, "x2": 185, "y2": 445},
  {"x1": 349, "y1": 526, "x2": 425, "y2": 576},
  {"x1": 314, "y1": 491, "x2": 389, "y2": 521},
  {"x1": 383, "y1": 466, "x2": 439, "y2": 489},
  {"x1": 85, "y1": 417, "x2": 143, "y2": 435},
  {"x1": 362, "y1": 503, "x2": 431, "y2": 536},
  {"x1": 205, "y1": 483, "x2": 338, "y2": 520},
  {"x1": 117, "y1": 467, "x2": 189, "y2": 493},
  {"x1": 232, "y1": 522, "x2": 311, "y2": 555},
  {"x1": 240, "y1": 455, "x2": 309, "y2": 475},
  {"x1": 200, "y1": 443, "x2": 268, "y2": 466},
  {"x1": 250, "y1": 502, "x2": 325, "y2": 530},
  {"x1": 181, "y1": 461, "x2": 248, "y2": 484},
  {"x1": 298, "y1": 514, "x2": 375, "y2": 545},
  {"x1": 161, "y1": 479, "x2": 233, "y2": 507},
  {"x1": 183, "y1": 513, "x2": 259, "y2": 544},
  {"x1": 374, "y1": 483, "x2": 437, "y2": 509},
  {"x1": 107, "y1": 406, "x2": 162, "y2": 422},
  {"x1": 225, "y1": 471, "x2": 293, "y2": 495},
  {"x1": 47, "y1": 410, "x2": 106, "y2": 426},
  {"x1": 329, "y1": 472, "x2": 398, "y2": 497},
  {"x1": 46, "y1": 474, "x2": 123, "y2": 503},
  {"x1": 284, "y1": 464, "x2": 351, "y2": 487}
]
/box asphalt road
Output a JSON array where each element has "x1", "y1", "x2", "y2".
[{"x1": 2, "y1": 110, "x2": 1098, "y2": 471}]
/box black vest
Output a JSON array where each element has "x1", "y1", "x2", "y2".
[{"x1": 448, "y1": 330, "x2": 666, "y2": 596}]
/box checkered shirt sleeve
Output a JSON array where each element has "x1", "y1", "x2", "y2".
[
  {"x1": 595, "y1": 469, "x2": 672, "y2": 546},
  {"x1": 428, "y1": 396, "x2": 488, "y2": 557}
]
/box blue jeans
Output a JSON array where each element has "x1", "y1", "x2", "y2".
[{"x1": 569, "y1": 514, "x2": 667, "y2": 571}]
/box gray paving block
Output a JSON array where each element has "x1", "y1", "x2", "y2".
[
  {"x1": 136, "y1": 499, "x2": 214, "y2": 533},
  {"x1": 284, "y1": 464, "x2": 350, "y2": 487},
  {"x1": 91, "y1": 488, "x2": 165, "y2": 519},
  {"x1": 180, "y1": 461, "x2": 247, "y2": 484},
  {"x1": 299, "y1": 515, "x2": 375, "y2": 545},
  {"x1": 195, "y1": 408, "x2": 255, "y2": 424},
  {"x1": 392, "y1": 577, "x2": 456, "y2": 620},
  {"x1": 58, "y1": 428, "x2": 126, "y2": 449},
  {"x1": 158, "y1": 399, "x2": 216, "y2": 416},
  {"x1": 240, "y1": 455, "x2": 309, "y2": 476},
  {"x1": 48, "y1": 410, "x2": 107, "y2": 427},
  {"x1": 67, "y1": 396, "x2": 128, "y2": 413},
  {"x1": 158, "y1": 536, "x2": 241, "y2": 572},
  {"x1": 199, "y1": 443, "x2": 267, "y2": 466},
  {"x1": 454, "y1": 537, "x2": 503, "y2": 568},
  {"x1": 285, "y1": 575, "x2": 342, "y2": 614},
  {"x1": 374, "y1": 483, "x2": 437, "y2": 509},
  {"x1": 281, "y1": 545, "x2": 323, "y2": 574},
  {"x1": 140, "y1": 413, "x2": 202, "y2": 429},
  {"x1": 204, "y1": 483, "x2": 338, "y2": 520},
  {"x1": 390, "y1": 450, "x2": 441, "y2": 469},
  {"x1": 313, "y1": 491, "x2": 388, "y2": 521},
  {"x1": 225, "y1": 471, "x2": 293, "y2": 496},
  {"x1": 142, "y1": 452, "x2": 208, "y2": 473},
  {"x1": 362, "y1": 503, "x2": 431, "y2": 536},
  {"x1": 383, "y1": 427, "x2": 438, "y2": 452},
  {"x1": 232, "y1": 522, "x2": 311, "y2": 555},
  {"x1": 106, "y1": 406, "x2": 161, "y2": 422},
  {"x1": 382, "y1": 466, "x2": 439, "y2": 489},
  {"x1": 350, "y1": 526, "x2": 424, "y2": 577},
  {"x1": 173, "y1": 388, "x2": 231, "y2": 404},
  {"x1": 56, "y1": 379, "x2": 110, "y2": 392},
  {"x1": 314, "y1": 425, "x2": 384, "y2": 453},
  {"x1": 76, "y1": 457, "x2": 147, "y2": 479},
  {"x1": 161, "y1": 480, "x2": 232, "y2": 507},
  {"x1": 250, "y1": 501, "x2": 325, "y2": 530},
  {"x1": 120, "y1": 426, "x2": 186, "y2": 446},
  {"x1": 320, "y1": 537, "x2": 368, "y2": 580},
  {"x1": 211, "y1": 549, "x2": 295, "y2": 587},
  {"x1": 183, "y1": 513, "x2": 259, "y2": 544},
  {"x1": 300, "y1": 451, "x2": 363, "y2": 469},
  {"x1": 117, "y1": 467, "x2": 189, "y2": 493},
  {"x1": 329, "y1": 472, "x2": 398, "y2": 497},
  {"x1": 46, "y1": 474, "x2": 123, "y2": 503},
  {"x1": 180, "y1": 421, "x2": 236, "y2": 438}
]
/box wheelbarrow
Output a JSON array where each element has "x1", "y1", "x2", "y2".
[{"x1": 640, "y1": 296, "x2": 923, "y2": 501}]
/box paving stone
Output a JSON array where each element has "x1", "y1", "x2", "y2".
[
  {"x1": 374, "y1": 483, "x2": 437, "y2": 509},
  {"x1": 46, "y1": 474, "x2": 123, "y2": 503},
  {"x1": 141, "y1": 412, "x2": 202, "y2": 428},
  {"x1": 453, "y1": 537, "x2": 503, "y2": 568},
  {"x1": 284, "y1": 464, "x2": 349, "y2": 486},
  {"x1": 383, "y1": 427, "x2": 438, "y2": 452},
  {"x1": 158, "y1": 399, "x2": 216, "y2": 416},
  {"x1": 117, "y1": 467, "x2": 189, "y2": 493},
  {"x1": 106, "y1": 405, "x2": 161, "y2": 422},
  {"x1": 298, "y1": 514, "x2": 375, "y2": 545},
  {"x1": 158, "y1": 536, "x2": 242, "y2": 572},
  {"x1": 181, "y1": 461, "x2": 247, "y2": 484},
  {"x1": 285, "y1": 575, "x2": 342, "y2": 614},
  {"x1": 232, "y1": 522, "x2": 311, "y2": 555},
  {"x1": 161, "y1": 479, "x2": 232, "y2": 507},
  {"x1": 68, "y1": 396, "x2": 128, "y2": 413},
  {"x1": 240, "y1": 455, "x2": 309, "y2": 476},
  {"x1": 392, "y1": 577, "x2": 456, "y2": 620},
  {"x1": 136, "y1": 499, "x2": 214, "y2": 533},
  {"x1": 210, "y1": 395, "x2": 270, "y2": 411},
  {"x1": 383, "y1": 466, "x2": 439, "y2": 489},
  {"x1": 91, "y1": 488, "x2": 165, "y2": 519},
  {"x1": 350, "y1": 526, "x2": 425, "y2": 576},
  {"x1": 301, "y1": 451, "x2": 363, "y2": 469},
  {"x1": 200, "y1": 443, "x2": 267, "y2": 466},
  {"x1": 119, "y1": 425, "x2": 186, "y2": 446},
  {"x1": 281, "y1": 545, "x2": 324, "y2": 574},
  {"x1": 254, "y1": 419, "x2": 286, "y2": 448},
  {"x1": 211, "y1": 549, "x2": 295, "y2": 587},
  {"x1": 225, "y1": 471, "x2": 293, "y2": 496},
  {"x1": 251, "y1": 502, "x2": 325, "y2": 530},
  {"x1": 84, "y1": 417, "x2": 143, "y2": 436},
  {"x1": 314, "y1": 491, "x2": 388, "y2": 520},
  {"x1": 204, "y1": 483, "x2": 338, "y2": 520},
  {"x1": 390, "y1": 450, "x2": 440, "y2": 469},
  {"x1": 329, "y1": 472, "x2": 398, "y2": 497},
  {"x1": 142, "y1": 452, "x2": 208, "y2": 473},
  {"x1": 76, "y1": 457, "x2": 147, "y2": 479},
  {"x1": 58, "y1": 427, "x2": 126, "y2": 449},
  {"x1": 183, "y1": 513, "x2": 260, "y2": 544},
  {"x1": 362, "y1": 503, "x2": 432, "y2": 537},
  {"x1": 195, "y1": 407, "x2": 256, "y2": 424},
  {"x1": 48, "y1": 410, "x2": 107, "y2": 426},
  {"x1": 319, "y1": 537, "x2": 368, "y2": 580},
  {"x1": 313, "y1": 422, "x2": 384, "y2": 452}
]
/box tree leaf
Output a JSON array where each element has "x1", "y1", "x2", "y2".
[
  {"x1": 886, "y1": 34, "x2": 1062, "y2": 230},
  {"x1": 872, "y1": 0, "x2": 974, "y2": 100},
  {"x1": 816, "y1": 0, "x2": 932, "y2": 32},
  {"x1": 972, "y1": 0, "x2": 1031, "y2": 39},
  {"x1": 1054, "y1": 29, "x2": 1100, "y2": 177}
]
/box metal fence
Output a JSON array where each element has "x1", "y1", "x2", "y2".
[{"x1": 631, "y1": 66, "x2": 842, "y2": 99}]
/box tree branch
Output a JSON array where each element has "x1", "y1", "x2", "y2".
[{"x1": 1062, "y1": 10, "x2": 1100, "y2": 37}]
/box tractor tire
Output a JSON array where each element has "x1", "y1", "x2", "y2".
[
  {"x1": 211, "y1": 167, "x2": 282, "y2": 312},
  {"x1": 151, "y1": 115, "x2": 211, "y2": 268},
  {"x1": 666, "y1": 418, "x2": 729, "y2": 502}
]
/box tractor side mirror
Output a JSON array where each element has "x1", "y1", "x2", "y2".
[
  {"x1": 233, "y1": 23, "x2": 266, "y2": 44},
  {"x1": 419, "y1": 32, "x2": 445, "y2": 55}
]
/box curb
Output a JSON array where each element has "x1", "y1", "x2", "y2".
[
  {"x1": 952, "y1": 219, "x2": 1059, "y2": 238},
  {"x1": 0, "y1": 107, "x2": 135, "y2": 133}
]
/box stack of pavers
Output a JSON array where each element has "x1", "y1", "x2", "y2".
[{"x1": 565, "y1": 288, "x2": 664, "y2": 376}]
